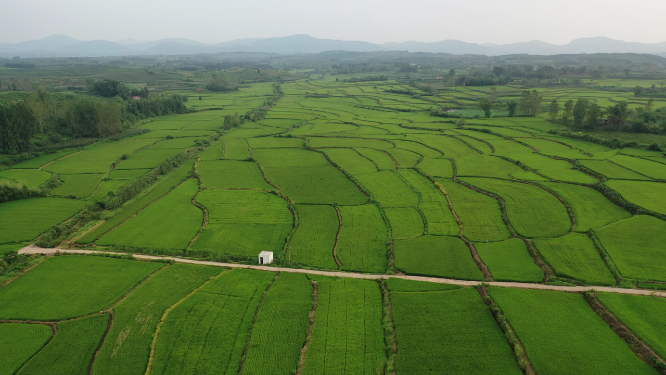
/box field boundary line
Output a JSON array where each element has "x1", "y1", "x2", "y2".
[
  {"x1": 93, "y1": 180, "x2": 188, "y2": 244},
  {"x1": 144, "y1": 268, "x2": 231, "y2": 375},
  {"x1": 187, "y1": 159, "x2": 209, "y2": 251},
  {"x1": 296, "y1": 280, "x2": 318, "y2": 375},
  {"x1": 584, "y1": 291, "x2": 666, "y2": 374},
  {"x1": 606, "y1": 159, "x2": 655, "y2": 180},
  {"x1": 18, "y1": 247, "x2": 666, "y2": 298},
  {"x1": 333, "y1": 206, "x2": 343, "y2": 268},
  {"x1": 0, "y1": 256, "x2": 48, "y2": 289},
  {"x1": 238, "y1": 272, "x2": 280, "y2": 375},
  {"x1": 380, "y1": 280, "x2": 397, "y2": 375},
  {"x1": 479, "y1": 286, "x2": 536, "y2": 375},
  {"x1": 88, "y1": 311, "x2": 113, "y2": 375},
  {"x1": 12, "y1": 321, "x2": 58, "y2": 375},
  {"x1": 39, "y1": 150, "x2": 83, "y2": 170},
  {"x1": 313, "y1": 149, "x2": 372, "y2": 202},
  {"x1": 253, "y1": 160, "x2": 281, "y2": 190}
]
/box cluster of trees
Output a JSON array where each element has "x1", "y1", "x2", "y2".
[
  {"x1": 87, "y1": 79, "x2": 149, "y2": 100},
  {"x1": 518, "y1": 90, "x2": 543, "y2": 116},
  {"x1": 0, "y1": 101, "x2": 38, "y2": 154},
  {"x1": 122, "y1": 94, "x2": 189, "y2": 125},
  {"x1": 223, "y1": 84, "x2": 284, "y2": 130},
  {"x1": 331, "y1": 63, "x2": 389, "y2": 74},
  {"x1": 455, "y1": 75, "x2": 509, "y2": 86},
  {"x1": 0, "y1": 184, "x2": 45, "y2": 203},
  {"x1": 633, "y1": 84, "x2": 666, "y2": 97},
  {"x1": 206, "y1": 74, "x2": 238, "y2": 92},
  {"x1": 549, "y1": 99, "x2": 603, "y2": 129},
  {"x1": 492, "y1": 65, "x2": 605, "y2": 79},
  {"x1": 4, "y1": 62, "x2": 35, "y2": 69}
]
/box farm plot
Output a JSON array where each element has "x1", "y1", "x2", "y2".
[
  {"x1": 151, "y1": 269, "x2": 275, "y2": 375},
  {"x1": 199, "y1": 139, "x2": 225, "y2": 160},
  {"x1": 539, "y1": 182, "x2": 630, "y2": 231},
  {"x1": 322, "y1": 148, "x2": 378, "y2": 175},
  {"x1": 489, "y1": 288, "x2": 656, "y2": 375},
  {"x1": 78, "y1": 160, "x2": 195, "y2": 244},
  {"x1": 223, "y1": 139, "x2": 251, "y2": 160},
  {"x1": 385, "y1": 207, "x2": 424, "y2": 239},
  {"x1": 191, "y1": 190, "x2": 292, "y2": 258},
  {"x1": 264, "y1": 165, "x2": 367, "y2": 205},
  {"x1": 611, "y1": 155, "x2": 666, "y2": 179},
  {"x1": 307, "y1": 137, "x2": 394, "y2": 150},
  {"x1": 11, "y1": 150, "x2": 79, "y2": 169},
  {"x1": 287, "y1": 205, "x2": 339, "y2": 269},
  {"x1": 355, "y1": 148, "x2": 397, "y2": 170},
  {"x1": 487, "y1": 139, "x2": 535, "y2": 156},
  {"x1": 598, "y1": 293, "x2": 666, "y2": 359},
  {"x1": 242, "y1": 273, "x2": 313, "y2": 375},
  {"x1": 436, "y1": 179, "x2": 510, "y2": 242},
  {"x1": 461, "y1": 178, "x2": 570, "y2": 238},
  {"x1": 247, "y1": 136, "x2": 304, "y2": 148},
  {"x1": 302, "y1": 277, "x2": 385, "y2": 375},
  {"x1": 89, "y1": 180, "x2": 128, "y2": 201},
  {"x1": 50, "y1": 173, "x2": 103, "y2": 198},
  {"x1": 17, "y1": 315, "x2": 109, "y2": 375},
  {"x1": 107, "y1": 168, "x2": 150, "y2": 180},
  {"x1": 387, "y1": 148, "x2": 421, "y2": 168},
  {"x1": 412, "y1": 135, "x2": 479, "y2": 157},
  {"x1": 337, "y1": 204, "x2": 388, "y2": 273},
  {"x1": 44, "y1": 139, "x2": 154, "y2": 174},
  {"x1": 198, "y1": 160, "x2": 273, "y2": 190},
  {"x1": 538, "y1": 168, "x2": 599, "y2": 184},
  {"x1": 416, "y1": 157, "x2": 454, "y2": 178},
  {"x1": 535, "y1": 234, "x2": 615, "y2": 285},
  {"x1": 115, "y1": 148, "x2": 183, "y2": 170},
  {"x1": 394, "y1": 235, "x2": 484, "y2": 280},
  {"x1": 0, "y1": 323, "x2": 53, "y2": 375},
  {"x1": 355, "y1": 171, "x2": 418, "y2": 207},
  {"x1": 455, "y1": 155, "x2": 524, "y2": 179},
  {"x1": 579, "y1": 160, "x2": 650, "y2": 180},
  {"x1": 0, "y1": 169, "x2": 51, "y2": 189},
  {"x1": 398, "y1": 170, "x2": 458, "y2": 235},
  {"x1": 0, "y1": 198, "x2": 86, "y2": 244},
  {"x1": 597, "y1": 216, "x2": 666, "y2": 282},
  {"x1": 97, "y1": 179, "x2": 202, "y2": 250},
  {"x1": 606, "y1": 180, "x2": 666, "y2": 215},
  {"x1": 393, "y1": 140, "x2": 443, "y2": 158},
  {"x1": 93, "y1": 264, "x2": 222, "y2": 375},
  {"x1": 0, "y1": 256, "x2": 162, "y2": 320},
  {"x1": 391, "y1": 288, "x2": 521, "y2": 375},
  {"x1": 478, "y1": 238, "x2": 543, "y2": 282}
]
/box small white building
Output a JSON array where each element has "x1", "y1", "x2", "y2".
[{"x1": 258, "y1": 251, "x2": 273, "y2": 265}]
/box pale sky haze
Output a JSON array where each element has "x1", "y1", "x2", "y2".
[{"x1": 2, "y1": 0, "x2": 665, "y2": 45}]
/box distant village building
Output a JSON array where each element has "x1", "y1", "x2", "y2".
[
  {"x1": 132, "y1": 96, "x2": 141, "y2": 100},
  {"x1": 258, "y1": 251, "x2": 273, "y2": 265}
]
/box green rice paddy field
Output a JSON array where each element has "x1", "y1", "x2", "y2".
[{"x1": 2, "y1": 79, "x2": 666, "y2": 373}]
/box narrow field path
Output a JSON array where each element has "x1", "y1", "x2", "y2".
[{"x1": 18, "y1": 245, "x2": 666, "y2": 298}]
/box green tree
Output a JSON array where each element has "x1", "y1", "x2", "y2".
[
  {"x1": 530, "y1": 90, "x2": 542, "y2": 117},
  {"x1": 646, "y1": 98, "x2": 654, "y2": 112},
  {"x1": 519, "y1": 90, "x2": 532, "y2": 116},
  {"x1": 0, "y1": 101, "x2": 38, "y2": 154},
  {"x1": 490, "y1": 87, "x2": 497, "y2": 105},
  {"x1": 480, "y1": 99, "x2": 492, "y2": 118},
  {"x1": 561, "y1": 100, "x2": 574, "y2": 126},
  {"x1": 585, "y1": 103, "x2": 602, "y2": 130},
  {"x1": 507, "y1": 101, "x2": 518, "y2": 117},
  {"x1": 607, "y1": 101, "x2": 629, "y2": 131},
  {"x1": 573, "y1": 99, "x2": 589, "y2": 128},
  {"x1": 548, "y1": 99, "x2": 559, "y2": 122}
]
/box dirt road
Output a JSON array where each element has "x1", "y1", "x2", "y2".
[{"x1": 18, "y1": 245, "x2": 665, "y2": 298}]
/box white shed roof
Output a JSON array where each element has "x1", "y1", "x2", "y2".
[{"x1": 259, "y1": 251, "x2": 273, "y2": 256}]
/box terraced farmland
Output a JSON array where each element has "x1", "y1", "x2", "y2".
[{"x1": 3, "y1": 79, "x2": 666, "y2": 374}]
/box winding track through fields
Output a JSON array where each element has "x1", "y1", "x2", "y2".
[{"x1": 18, "y1": 245, "x2": 666, "y2": 298}]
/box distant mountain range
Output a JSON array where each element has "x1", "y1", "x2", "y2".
[{"x1": 2, "y1": 34, "x2": 666, "y2": 58}]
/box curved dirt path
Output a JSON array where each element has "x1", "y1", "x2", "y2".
[{"x1": 18, "y1": 245, "x2": 666, "y2": 298}]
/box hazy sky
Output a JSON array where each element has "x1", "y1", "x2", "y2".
[{"x1": 2, "y1": 0, "x2": 665, "y2": 45}]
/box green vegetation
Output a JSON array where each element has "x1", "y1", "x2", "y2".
[
  {"x1": 198, "y1": 160, "x2": 273, "y2": 190},
  {"x1": 17, "y1": 315, "x2": 109, "y2": 375},
  {"x1": 490, "y1": 287, "x2": 656, "y2": 375},
  {"x1": 0, "y1": 198, "x2": 86, "y2": 244},
  {"x1": 302, "y1": 277, "x2": 385, "y2": 374},
  {"x1": 385, "y1": 207, "x2": 424, "y2": 239},
  {"x1": 287, "y1": 205, "x2": 338, "y2": 269},
  {"x1": 437, "y1": 179, "x2": 510, "y2": 242},
  {"x1": 597, "y1": 216, "x2": 666, "y2": 281},
  {"x1": 535, "y1": 234, "x2": 616, "y2": 285},
  {"x1": 598, "y1": 293, "x2": 666, "y2": 359},
  {"x1": 394, "y1": 235, "x2": 484, "y2": 280},
  {"x1": 392, "y1": 288, "x2": 522, "y2": 374},
  {"x1": 50, "y1": 173, "x2": 103, "y2": 198},
  {"x1": 152, "y1": 269, "x2": 275, "y2": 375},
  {"x1": 480, "y1": 238, "x2": 543, "y2": 282},
  {"x1": 192, "y1": 190, "x2": 292, "y2": 258},
  {"x1": 337, "y1": 204, "x2": 388, "y2": 273},
  {"x1": 0, "y1": 323, "x2": 53, "y2": 375},
  {"x1": 93, "y1": 264, "x2": 222, "y2": 375},
  {"x1": 242, "y1": 273, "x2": 313, "y2": 375},
  {"x1": 0, "y1": 255, "x2": 162, "y2": 320},
  {"x1": 606, "y1": 180, "x2": 666, "y2": 215},
  {"x1": 461, "y1": 178, "x2": 570, "y2": 238},
  {"x1": 97, "y1": 178, "x2": 202, "y2": 250}
]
